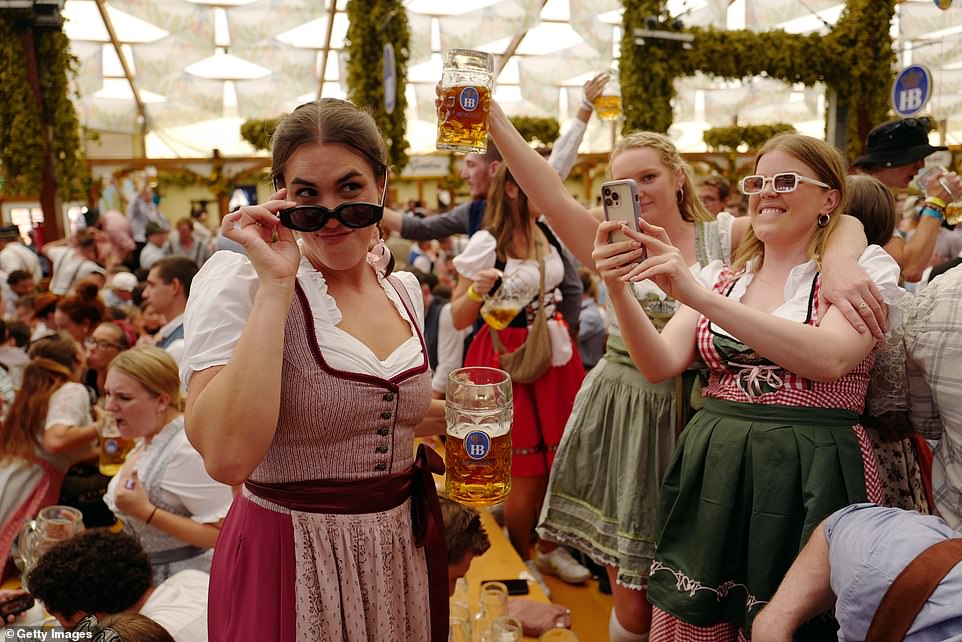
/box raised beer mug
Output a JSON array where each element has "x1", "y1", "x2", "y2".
[
  {"x1": 445, "y1": 367, "x2": 512, "y2": 507},
  {"x1": 98, "y1": 413, "x2": 135, "y2": 477},
  {"x1": 480, "y1": 269, "x2": 539, "y2": 331},
  {"x1": 437, "y1": 49, "x2": 494, "y2": 154},
  {"x1": 593, "y1": 69, "x2": 622, "y2": 122}
]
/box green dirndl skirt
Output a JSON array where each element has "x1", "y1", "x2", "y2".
[
  {"x1": 647, "y1": 398, "x2": 868, "y2": 637},
  {"x1": 536, "y1": 334, "x2": 700, "y2": 589}
]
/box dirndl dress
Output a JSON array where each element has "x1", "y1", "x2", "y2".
[
  {"x1": 647, "y1": 262, "x2": 888, "y2": 641},
  {"x1": 537, "y1": 217, "x2": 732, "y2": 588}
]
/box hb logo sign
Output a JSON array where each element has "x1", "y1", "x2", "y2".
[
  {"x1": 464, "y1": 430, "x2": 491, "y2": 460},
  {"x1": 460, "y1": 87, "x2": 480, "y2": 112},
  {"x1": 892, "y1": 66, "x2": 932, "y2": 118}
]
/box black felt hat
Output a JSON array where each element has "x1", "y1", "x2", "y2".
[{"x1": 854, "y1": 118, "x2": 947, "y2": 168}]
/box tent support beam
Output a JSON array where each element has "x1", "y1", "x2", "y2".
[
  {"x1": 95, "y1": 0, "x2": 147, "y2": 157},
  {"x1": 316, "y1": 0, "x2": 338, "y2": 100},
  {"x1": 495, "y1": 0, "x2": 548, "y2": 76}
]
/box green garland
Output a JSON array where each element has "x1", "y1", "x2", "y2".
[
  {"x1": 0, "y1": 13, "x2": 87, "y2": 200},
  {"x1": 621, "y1": 0, "x2": 897, "y2": 158},
  {"x1": 509, "y1": 116, "x2": 560, "y2": 148},
  {"x1": 703, "y1": 124, "x2": 796, "y2": 152},
  {"x1": 239, "y1": 118, "x2": 277, "y2": 152},
  {"x1": 345, "y1": 0, "x2": 411, "y2": 172}
]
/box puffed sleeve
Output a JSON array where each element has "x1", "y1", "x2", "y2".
[
  {"x1": 858, "y1": 245, "x2": 904, "y2": 332},
  {"x1": 715, "y1": 212, "x2": 736, "y2": 264},
  {"x1": 451, "y1": 231, "x2": 497, "y2": 280},
  {"x1": 180, "y1": 251, "x2": 261, "y2": 388},
  {"x1": 160, "y1": 430, "x2": 234, "y2": 524},
  {"x1": 44, "y1": 383, "x2": 91, "y2": 429},
  {"x1": 696, "y1": 259, "x2": 727, "y2": 289}
]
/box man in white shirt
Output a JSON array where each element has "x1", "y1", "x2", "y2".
[
  {"x1": 140, "y1": 221, "x2": 173, "y2": 270},
  {"x1": 142, "y1": 256, "x2": 199, "y2": 367},
  {"x1": 0, "y1": 225, "x2": 41, "y2": 283},
  {"x1": 42, "y1": 229, "x2": 107, "y2": 295},
  {"x1": 25, "y1": 530, "x2": 209, "y2": 642}
]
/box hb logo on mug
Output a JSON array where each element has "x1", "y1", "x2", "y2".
[
  {"x1": 459, "y1": 87, "x2": 480, "y2": 111},
  {"x1": 464, "y1": 430, "x2": 491, "y2": 460}
]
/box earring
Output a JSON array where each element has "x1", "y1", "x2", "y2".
[
  {"x1": 676, "y1": 189, "x2": 684, "y2": 205},
  {"x1": 817, "y1": 213, "x2": 831, "y2": 227}
]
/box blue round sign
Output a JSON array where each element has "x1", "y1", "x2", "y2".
[
  {"x1": 459, "y1": 87, "x2": 480, "y2": 112},
  {"x1": 464, "y1": 430, "x2": 491, "y2": 460},
  {"x1": 892, "y1": 65, "x2": 933, "y2": 118},
  {"x1": 383, "y1": 43, "x2": 396, "y2": 115}
]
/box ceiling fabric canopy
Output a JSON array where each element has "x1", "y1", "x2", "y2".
[{"x1": 62, "y1": 0, "x2": 962, "y2": 159}]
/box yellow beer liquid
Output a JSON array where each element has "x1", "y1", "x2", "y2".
[
  {"x1": 593, "y1": 94, "x2": 623, "y2": 121},
  {"x1": 99, "y1": 436, "x2": 135, "y2": 477},
  {"x1": 437, "y1": 85, "x2": 491, "y2": 153},
  {"x1": 445, "y1": 432, "x2": 512, "y2": 507},
  {"x1": 945, "y1": 202, "x2": 962, "y2": 226},
  {"x1": 482, "y1": 305, "x2": 521, "y2": 331}
]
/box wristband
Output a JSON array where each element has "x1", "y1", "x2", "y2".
[
  {"x1": 146, "y1": 506, "x2": 159, "y2": 525},
  {"x1": 466, "y1": 284, "x2": 484, "y2": 302},
  {"x1": 925, "y1": 195, "x2": 947, "y2": 210},
  {"x1": 580, "y1": 97, "x2": 595, "y2": 112},
  {"x1": 921, "y1": 206, "x2": 945, "y2": 221}
]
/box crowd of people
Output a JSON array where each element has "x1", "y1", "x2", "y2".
[{"x1": 1, "y1": 77, "x2": 962, "y2": 642}]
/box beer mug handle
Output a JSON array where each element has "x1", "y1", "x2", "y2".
[{"x1": 17, "y1": 519, "x2": 38, "y2": 565}]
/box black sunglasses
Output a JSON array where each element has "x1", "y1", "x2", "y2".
[
  {"x1": 878, "y1": 117, "x2": 933, "y2": 135},
  {"x1": 277, "y1": 175, "x2": 388, "y2": 233}
]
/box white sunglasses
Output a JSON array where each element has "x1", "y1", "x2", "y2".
[{"x1": 739, "y1": 172, "x2": 831, "y2": 195}]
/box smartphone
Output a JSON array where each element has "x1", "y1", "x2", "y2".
[
  {"x1": 485, "y1": 579, "x2": 530, "y2": 595},
  {"x1": 601, "y1": 179, "x2": 645, "y2": 259},
  {"x1": 0, "y1": 594, "x2": 34, "y2": 619}
]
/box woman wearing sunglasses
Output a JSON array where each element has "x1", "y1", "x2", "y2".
[
  {"x1": 596, "y1": 134, "x2": 901, "y2": 640},
  {"x1": 485, "y1": 101, "x2": 881, "y2": 639},
  {"x1": 181, "y1": 98, "x2": 446, "y2": 642}
]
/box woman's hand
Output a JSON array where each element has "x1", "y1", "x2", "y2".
[
  {"x1": 0, "y1": 589, "x2": 31, "y2": 625},
  {"x1": 923, "y1": 169, "x2": 962, "y2": 204},
  {"x1": 114, "y1": 469, "x2": 153, "y2": 522},
  {"x1": 582, "y1": 72, "x2": 609, "y2": 105},
  {"x1": 591, "y1": 220, "x2": 647, "y2": 288},
  {"x1": 471, "y1": 268, "x2": 503, "y2": 298},
  {"x1": 221, "y1": 188, "x2": 299, "y2": 285},
  {"x1": 819, "y1": 263, "x2": 886, "y2": 339},
  {"x1": 622, "y1": 220, "x2": 704, "y2": 305}
]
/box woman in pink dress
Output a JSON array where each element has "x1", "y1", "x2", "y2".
[{"x1": 182, "y1": 99, "x2": 446, "y2": 642}]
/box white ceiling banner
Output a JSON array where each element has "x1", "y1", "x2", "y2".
[
  {"x1": 898, "y1": 2, "x2": 962, "y2": 40},
  {"x1": 408, "y1": 13, "x2": 434, "y2": 66},
  {"x1": 110, "y1": 0, "x2": 214, "y2": 42},
  {"x1": 438, "y1": 0, "x2": 543, "y2": 52},
  {"x1": 568, "y1": 0, "x2": 620, "y2": 57},
  {"x1": 744, "y1": 0, "x2": 838, "y2": 31}
]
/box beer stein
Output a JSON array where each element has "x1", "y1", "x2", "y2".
[
  {"x1": 473, "y1": 581, "x2": 508, "y2": 641},
  {"x1": 445, "y1": 367, "x2": 512, "y2": 507},
  {"x1": 448, "y1": 603, "x2": 471, "y2": 642},
  {"x1": 98, "y1": 413, "x2": 135, "y2": 477},
  {"x1": 593, "y1": 69, "x2": 622, "y2": 121},
  {"x1": 17, "y1": 505, "x2": 85, "y2": 579},
  {"x1": 437, "y1": 49, "x2": 494, "y2": 153},
  {"x1": 480, "y1": 269, "x2": 539, "y2": 331},
  {"x1": 488, "y1": 616, "x2": 524, "y2": 642}
]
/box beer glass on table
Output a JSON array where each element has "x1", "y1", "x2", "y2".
[
  {"x1": 445, "y1": 367, "x2": 512, "y2": 507},
  {"x1": 437, "y1": 49, "x2": 495, "y2": 153},
  {"x1": 98, "y1": 413, "x2": 135, "y2": 477},
  {"x1": 17, "y1": 505, "x2": 84, "y2": 580},
  {"x1": 593, "y1": 70, "x2": 622, "y2": 121}
]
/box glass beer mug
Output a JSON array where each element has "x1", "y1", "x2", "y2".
[
  {"x1": 593, "y1": 69, "x2": 622, "y2": 121},
  {"x1": 17, "y1": 505, "x2": 85, "y2": 578},
  {"x1": 437, "y1": 49, "x2": 495, "y2": 154},
  {"x1": 480, "y1": 270, "x2": 539, "y2": 331},
  {"x1": 445, "y1": 367, "x2": 512, "y2": 506},
  {"x1": 98, "y1": 413, "x2": 135, "y2": 477}
]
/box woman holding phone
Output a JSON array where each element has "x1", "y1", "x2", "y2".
[
  {"x1": 596, "y1": 134, "x2": 898, "y2": 639},
  {"x1": 485, "y1": 100, "x2": 887, "y2": 639},
  {"x1": 182, "y1": 99, "x2": 446, "y2": 642}
]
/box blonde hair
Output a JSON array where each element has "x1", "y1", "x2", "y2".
[
  {"x1": 608, "y1": 132, "x2": 714, "y2": 224},
  {"x1": 107, "y1": 346, "x2": 183, "y2": 411},
  {"x1": 732, "y1": 134, "x2": 847, "y2": 271},
  {"x1": 483, "y1": 164, "x2": 534, "y2": 261}
]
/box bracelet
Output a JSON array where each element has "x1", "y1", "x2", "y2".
[
  {"x1": 146, "y1": 506, "x2": 159, "y2": 525},
  {"x1": 921, "y1": 206, "x2": 945, "y2": 221},
  {"x1": 925, "y1": 195, "x2": 947, "y2": 210},
  {"x1": 466, "y1": 284, "x2": 484, "y2": 303},
  {"x1": 580, "y1": 97, "x2": 595, "y2": 112}
]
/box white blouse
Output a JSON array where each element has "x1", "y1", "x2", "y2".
[
  {"x1": 104, "y1": 417, "x2": 233, "y2": 524},
  {"x1": 181, "y1": 252, "x2": 425, "y2": 388},
  {"x1": 41, "y1": 382, "x2": 93, "y2": 472},
  {"x1": 698, "y1": 244, "x2": 904, "y2": 341}
]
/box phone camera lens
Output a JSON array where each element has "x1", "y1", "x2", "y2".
[
  {"x1": 602, "y1": 187, "x2": 610, "y2": 197},
  {"x1": 612, "y1": 192, "x2": 620, "y2": 202},
  {"x1": 604, "y1": 198, "x2": 613, "y2": 207}
]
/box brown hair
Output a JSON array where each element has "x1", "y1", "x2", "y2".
[
  {"x1": 107, "y1": 346, "x2": 183, "y2": 411},
  {"x1": 97, "y1": 613, "x2": 175, "y2": 642},
  {"x1": 56, "y1": 281, "x2": 105, "y2": 330},
  {"x1": 483, "y1": 164, "x2": 538, "y2": 262},
  {"x1": 608, "y1": 132, "x2": 714, "y2": 224},
  {"x1": 1, "y1": 335, "x2": 81, "y2": 458},
  {"x1": 844, "y1": 174, "x2": 896, "y2": 247},
  {"x1": 439, "y1": 496, "x2": 491, "y2": 564},
  {"x1": 699, "y1": 175, "x2": 732, "y2": 201},
  {"x1": 732, "y1": 134, "x2": 848, "y2": 272},
  {"x1": 270, "y1": 98, "x2": 387, "y2": 191},
  {"x1": 150, "y1": 256, "x2": 199, "y2": 298}
]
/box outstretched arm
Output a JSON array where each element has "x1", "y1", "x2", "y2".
[
  {"x1": 820, "y1": 214, "x2": 886, "y2": 338},
  {"x1": 488, "y1": 102, "x2": 600, "y2": 268}
]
